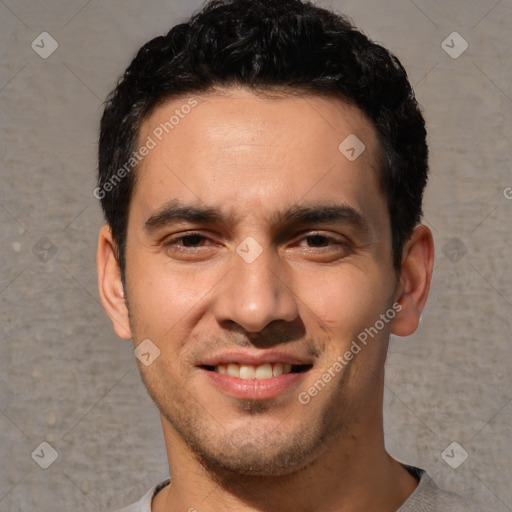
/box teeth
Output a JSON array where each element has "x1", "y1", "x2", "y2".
[
  {"x1": 255, "y1": 363, "x2": 272, "y2": 379},
  {"x1": 239, "y1": 365, "x2": 255, "y2": 379},
  {"x1": 227, "y1": 363, "x2": 239, "y2": 378},
  {"x1": 272, "y1": 363, "x2": 283, "y2": 377},
  {"x1": 215, "y1": 362, "x2": 294, "y2": 379}
]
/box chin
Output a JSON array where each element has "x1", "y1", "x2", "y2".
[
  {"x1": 195, "y1": 444, "x2": 314, "y2": 477},
  {"x1": 183, "y1": 419, "x2": 330, "y2": 479}
]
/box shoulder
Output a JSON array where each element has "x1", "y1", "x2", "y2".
[
  {"x1": 112, "y1": 479, "x2": 171, "y2": 512},
  {"x1": 435, "y1": 487, "x2": 489, "y2": 512},
  {"x1": 399, "y1": 466, "x2": 490, "y2": 512}
]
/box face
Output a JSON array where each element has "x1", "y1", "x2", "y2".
[{"x1": 112, "y1": 88, "x2": 404, "y2": 475}]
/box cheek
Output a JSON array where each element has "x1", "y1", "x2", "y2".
[
  {"x1": 126, "y1": 254, "x2": 220, "y2": 340},
  {"x1": 295, "y1": 266, "x2": 389, "y2": 342}
]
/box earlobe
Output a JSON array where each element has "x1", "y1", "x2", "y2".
[
  {"x1": 391, "y1": 224, "x2": 434, "y2": 337},
  {"x1": 96, "y1": 224, "x2": 133, "y2": 340}
]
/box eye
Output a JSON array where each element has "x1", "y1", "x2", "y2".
[
  {"x1": 302, "y1": 234, "x2": 332, "y2": 247},
  {"x1": 296, "y1": 232, "x2": 348, "y2": 249},
  {"x1": 164, "y1": 232, "x2": 211, "y2": 250}
]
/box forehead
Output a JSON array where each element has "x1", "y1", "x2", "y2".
[{"x1": 132, "y1": 88, "x2": 385, "y2": 230}]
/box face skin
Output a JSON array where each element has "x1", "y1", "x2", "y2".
[{"x1": 97, "y1": 88, "x2": 434, "y2": 512}]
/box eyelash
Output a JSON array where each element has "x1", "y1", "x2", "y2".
[{"x1": 163, "y1": 231, "x2": 349, "y2": 252}]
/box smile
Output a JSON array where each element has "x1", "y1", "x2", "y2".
[{"x1": 201, "y1": 362, "x2": 312, "y2": 380}]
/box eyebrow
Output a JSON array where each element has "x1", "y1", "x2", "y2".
[{"x1": 143, "y1": 198, "x2": 370, "y2": 235}]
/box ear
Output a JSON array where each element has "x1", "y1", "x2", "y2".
[
  {"x1": 391, "y1": 224, "x2": 434, "y2": 337},
  {"x1": 96, "y1": 224, "x2": 132, "y2": 340}
]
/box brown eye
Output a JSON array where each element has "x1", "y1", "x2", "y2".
[
  {"x1": 179, "y1": 234, "x2": 206, "y2": 247},
  {"x1": 305, "y1": 234, "x2": 330, "y2": 247},
  {"x1": 164, "y1": 232, "x2": 211, "y2": 251},
  {"x1": 297, "y1": 232, "x2": 347, "y2": 249}
]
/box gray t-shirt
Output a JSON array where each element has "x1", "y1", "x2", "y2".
[{"x1": 114, "y1": 466, "x2": 487, "y2": 511}]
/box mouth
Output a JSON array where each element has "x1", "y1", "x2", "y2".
[
  {"x1": 197, "y1": 354, "x2": 314, "y2": 401},
  {"x1": 200, "y1": 362, "x2": 313, "y2": 380}
]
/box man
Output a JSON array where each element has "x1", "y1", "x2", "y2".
[{"x1": 95, "y1": 0, "x2": 487, "y2": 510}]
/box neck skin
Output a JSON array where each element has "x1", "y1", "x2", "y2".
[{"x1": 152, "y1": 377, "x2": 418, "y2": 512}]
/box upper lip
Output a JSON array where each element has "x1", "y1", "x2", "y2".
[{"x1": 198, "y1": 349, "x2": 314, "y2": 367}]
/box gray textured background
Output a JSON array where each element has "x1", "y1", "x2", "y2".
[{"x1": 1, "y1": 0, "x2": 511, "y2": 511}]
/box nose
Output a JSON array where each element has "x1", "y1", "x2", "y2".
[{"x1": 212, "y1": 242, "x2": 299, "y2": 333}]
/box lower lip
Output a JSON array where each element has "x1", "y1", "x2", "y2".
[{"x1": 200, "y1": 368, "x2": 308, "y2": 400}]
